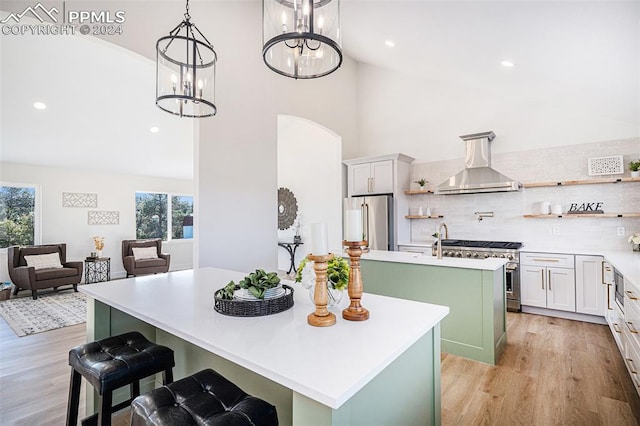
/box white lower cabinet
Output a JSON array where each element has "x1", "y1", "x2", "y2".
[
  {"x1": 520, "y1": 253, "x2": 576, "y2": 312},
  {"x1": 605, "y1": 271, "x2": 624, "y2": 352},
  {"x1": 398, "y1": 244, "x2": 432, "y2": 255},
  {"x1": 624, "y1": 287, "x2": 640, "y2": 390},
  {"x1": 575, "y1": 255, "x2": 606, "y2": 316}
]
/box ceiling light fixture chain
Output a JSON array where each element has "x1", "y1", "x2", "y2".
[{"x1": 155, "y1": 0, "x2": 217, "y2": 118}]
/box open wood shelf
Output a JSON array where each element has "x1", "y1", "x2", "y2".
[
  {"x1": 523, "y1": 177, "x2": 640, "y2": 188},
  {"x1": 404, "y1": 189, "x2": 434, "y2": 195},
  {"x1": 405, "y1": 215, "x2": 444, "y2": 219},
  {"x1": 524, "y1": 213, "x2": 640, "y2": 218}
]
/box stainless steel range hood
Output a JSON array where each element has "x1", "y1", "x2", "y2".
[{"x1": 435, "y1": 131, "x2": 520, "y2": 195}]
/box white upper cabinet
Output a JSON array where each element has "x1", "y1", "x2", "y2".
[{"x1": 348, "y1": 159, "x2": 394, "y2": 196}]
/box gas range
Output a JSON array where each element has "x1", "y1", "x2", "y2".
[{"x1": 432, "y1": 239, "x2": 523, "y2": 262}]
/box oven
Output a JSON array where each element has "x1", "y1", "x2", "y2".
[
  {"x1": 505, "y1": 262, "x2": 520, "y2": 312},
  {"x1": 614, "y1": 268, "x2": 624, "y2": 312}
]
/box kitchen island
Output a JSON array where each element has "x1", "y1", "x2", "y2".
[
  {"x1": 350, "y1": 250, "x2": 508, "y2": 365},
  {"x1": 80, "y1": 267, "x2": 449, "y2": 425}
]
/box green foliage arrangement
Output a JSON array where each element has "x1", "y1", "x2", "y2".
[
  {"x1": 629, "y1": 160, "x2": 640, "y2": 172},
  {"x1": 414, "y1": 178, "x2": 428, "y2": 187},
  {"x1": 295, "y1": 256, "x2": 349, "y2": 291},
  {"x1": 222, "y1": 269, "x2": 281, "y2": 300}
]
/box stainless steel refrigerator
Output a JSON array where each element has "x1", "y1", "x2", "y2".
[{"x1": 344, "y1": 195, "x2": 394, "y2": 251}]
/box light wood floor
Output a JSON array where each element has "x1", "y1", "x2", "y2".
[
  {"x1": 442, "y1": 313, "x2": 640, "y2": 425},
  {"x1": 1, "y1": 312, "x2": 639, "y2": 425}
]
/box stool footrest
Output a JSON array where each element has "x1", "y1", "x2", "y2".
[{"x1": 80, "y1": 399, "x2": 133, "y2": 426}]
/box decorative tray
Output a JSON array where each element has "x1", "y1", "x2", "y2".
[{"x1": 214, "y1": 285, "x2": 294, "y2": 317}]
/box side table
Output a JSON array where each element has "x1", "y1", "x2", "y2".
[
  {"x1": 85, "y1": 257, "x2": 111, "y2": 284},
  {"x1": 277, "y1": 242, "x2": 303, "y2": 274}
]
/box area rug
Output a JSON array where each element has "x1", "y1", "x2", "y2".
[{"x1": 0, "y1": 292, "x2": 86, "y2": 337}]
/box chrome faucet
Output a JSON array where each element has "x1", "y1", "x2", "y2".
[{"x1": 436, "y1": 222, "x2": 449, "y2": 259}]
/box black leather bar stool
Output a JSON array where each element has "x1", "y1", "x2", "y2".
[
  {"x1": 66, "y1": 331, "x2": 175, "y2": 426},
  {"x1": 130, "y1": 369, "x2": 279, "y2": 426}
]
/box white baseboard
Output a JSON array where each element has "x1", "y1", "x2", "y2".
[{"x1": 521, "y1": 305, "x2": 607, "y2": 325}]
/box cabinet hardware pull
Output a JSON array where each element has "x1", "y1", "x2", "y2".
[
  {"x1": 607, "y1": 284, "x2": 612, "y2": 310},
  {"x1": 627, "y1": 321, "x2": 639, "y2": 334},
  {"x1": 541, "y1": 270, "x2": 544, "y2": 290},
  {"x1": 548, "y1": 270, "x2": 551, "y2": 291},
  {"x1": 532, "y1": 258, "x2": 560, "y2": 263},
  {"x1": 613, "y1": 323, "x2": 622, "y2": 333},
  {"x1": 627, "y1": 291, "x2": 638, "y2": 301},
  {"x1": 601, "y1": 261, "x2": 606, "y2": 284},
  {"x1": 627, "y1": 358, "x2": 638, "y2": 374}
]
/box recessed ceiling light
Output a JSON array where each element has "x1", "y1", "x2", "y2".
[
  {"x1": 33, "y1": 102, "x2": 47, "y2": 110},
  {"x1": 501, "y1": 60, "x2": 515, "y2": 68},
  {"x1": 150, "y1": 126, "x2": 160, "y2": 133},
  {"x1": 385, "y1": 40, "x2": 395, "y2": 48}
]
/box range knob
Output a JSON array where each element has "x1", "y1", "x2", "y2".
[
  {"x1": 473, "y1": 253, "x2": 479, "y2": 258},
  {"x1": 507, "y1": 254, "x2": 514, "y2": 260},
  {"x1": 491, "y1": 254, "x2": 498, "y2": 258},
  {"x1": 456, "y1": 252, "x2": 462, "y2": 258},
  {"x1": 499, "y1": 254, "x2": 505, "y2": 259},
  {"x1": 484, "y1": 253, "x2": 490, "y2": 259},
  {"x1": 466, "y1": 252, "x2": 472, "y2": 258}
]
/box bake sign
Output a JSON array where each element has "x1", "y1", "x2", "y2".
[{"x1": 568, "y1": 202, "x2": 604, "y2": 214}]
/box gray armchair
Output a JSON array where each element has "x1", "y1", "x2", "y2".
[
  {"x1": 7, "y1": 244, "x2": 83, "y2": 299},
  {"x1": 122, "y1": 239, "x2": 171, "y2": 278}
]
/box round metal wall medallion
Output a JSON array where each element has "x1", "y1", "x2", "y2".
[{"x1": 278, "y1": 187, "x2": 298, "y2": 230}]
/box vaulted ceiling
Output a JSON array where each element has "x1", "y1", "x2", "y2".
[{"x1": 1, "y1": 1, "x2": 637, "y2": 179}]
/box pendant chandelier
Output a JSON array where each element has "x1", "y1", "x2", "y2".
[
  {"x1": 156, "y1": 0, "x2": 217, "y2": 118},
  {"x1": 262, "y1": 0, "x2": 342, "y2": 79}
]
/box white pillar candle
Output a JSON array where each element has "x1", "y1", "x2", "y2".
[
  {"x1": 310, "y1": 223, "x2": 328, "y2": 255},
  {"x1": 345, "y1": 209, "x2": 363, "y2": 242}
]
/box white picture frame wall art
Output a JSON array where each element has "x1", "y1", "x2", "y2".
[
  {"x1": 88, "y1": 211, "x2": 119, "y2": 225},
  {"x1": 587, "y1": 155, "x2": 623, "y2": 176},
  {"x1": 63, "y1": 192, "x2": 98, "y2": 207}
]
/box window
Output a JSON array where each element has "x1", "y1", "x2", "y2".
[
  {"x1": 0, "y1": 183, "x2": 39, "y2": 249},
  {"x1": 136, "y1": 192, "x2": 193, "y2": 240},
  {"x1": 171, "y1": 195, "x2": 194, "y2": 239}
]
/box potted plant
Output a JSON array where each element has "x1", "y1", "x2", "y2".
[
  {"x1": 629, "y1": 160, "x2": 640, "y2": 178},
  {"x1": 296, "y1": 256, "x2": 349, "y2": 307},
  {"x1": 220, "y1": 269, "x2": 282, "y2": 300},
  {"x1": 414, "y1": 178, "x2": 428, "y2": 191}
]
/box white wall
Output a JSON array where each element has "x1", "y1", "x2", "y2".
[
  {"x1": 277, "y1": 115, "x2": 343, "y2": 273},
  {"x1": 0, "y1": 163, "x2": 194, "y2": 281},
  {"x1": 192, "y1": 3, "x2": 358, "y2": 273},
  {"x1": 354, "y1": 63, "x2": 639, "y2": 164},
  {"x1": 406, "y1": 138, "x2": 640, "y2": 252}
]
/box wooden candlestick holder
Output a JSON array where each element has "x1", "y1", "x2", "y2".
[
  {"x1": 342, "y1": 240, "x2": 370, "y2": 321},
  {"x1": 307, "y1": 253, "x2": 336, "y2": 327}
]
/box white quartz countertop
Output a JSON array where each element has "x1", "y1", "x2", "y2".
[
  {"x1": 341, "y1": 249, "x2": 508, "y2": 271},
  {"x1": 80, "y1": 267, "x2": 449, "y2": 409},
  {"x1": 522, "y1": 246, "x2": 640, "y2": 287}
]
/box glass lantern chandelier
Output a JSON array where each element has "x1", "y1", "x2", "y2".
[
  {"x1": 156, "y1": 0, "x2": 217, "y2": 118},
  {"x1": 262, "y1": 0, "x2": 342, "y2": 79}
]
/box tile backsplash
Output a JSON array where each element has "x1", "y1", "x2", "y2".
[{"x1": 407, "y1": 137, "x2": 640, "y2": 251}]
